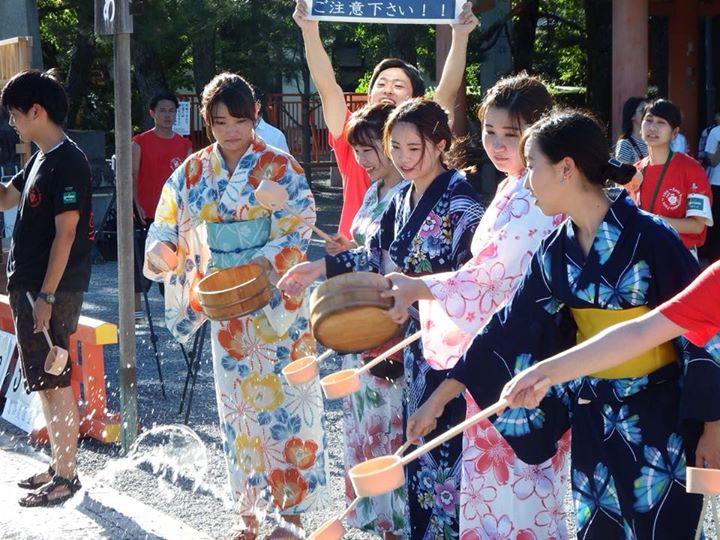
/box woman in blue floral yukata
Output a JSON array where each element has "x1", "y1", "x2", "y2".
[
  {"x1": 409, "y1": 110, "x2": 720, "y2": 539},
  {"x1": 144, "y1": 73, "x2": 328, "y2": 540},
  {"x1": 279, "y1": 98, "x2": 485, "y2": 539}
]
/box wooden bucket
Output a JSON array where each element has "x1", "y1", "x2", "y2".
[
  {"x1": 195, "y1": 264, "x2": 271, "y2": 321},
  {"x1": 309, "y1": 272, "x2": 400, "y2": 353}
]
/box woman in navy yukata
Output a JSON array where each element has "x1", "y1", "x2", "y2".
[
  {"x1": 407, "y1": 110, "x2": 720, "y2": 539},
  {"x1": 279, "y1": 98, "x2": 485, "y2": 539}
]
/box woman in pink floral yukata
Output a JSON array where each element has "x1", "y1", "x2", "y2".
[{"x1": 384, "y1": 74, "x2": 571, "y2": 540}]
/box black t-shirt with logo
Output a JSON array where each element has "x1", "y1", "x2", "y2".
[{"x1": 8, "y1": 139, "x2": 94, "y2": 291}]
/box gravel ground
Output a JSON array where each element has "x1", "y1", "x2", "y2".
[{"x1": 1, "y1": 168, "x2": 718, "y2": 539}]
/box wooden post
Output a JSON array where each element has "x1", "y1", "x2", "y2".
[
  {"x1": 95, "y1": 0, "x2": 137, "y2": 454},
  {"x1": 667, "y1": 0, "x2": 699, "y2": 154},
  {"x1": 611, "y1": 0, "x2": 648, "y2": 142}
]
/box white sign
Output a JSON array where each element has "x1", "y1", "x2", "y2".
[
  {"x1": 307, "y1": 0, "x2": 462, "y2": 24},
  {"x1": 1, "y1": 332, "x2": 44, "y2": 434},
  {"x1": 172, "y1": 101, "x2": 191, "y2": 136},
  {"x1": 0, "y1": 330, "x2": 16, "y2": 391}
]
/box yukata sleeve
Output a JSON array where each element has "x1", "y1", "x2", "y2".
[
  {"x1": 144, "y1": 168, "x2": 183, "y2": 281},
  {"x1": 255, "y1": 155, "x2": 316, "y2": 277},
  {"x1": 324, "y1": 194, "x2": 396, "y2": 277},
  {"x1": 449, "y1": 241, "x2": 575, "y2": 464}
]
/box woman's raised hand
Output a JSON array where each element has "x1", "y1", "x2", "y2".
[
  {"x1": 276, "y1": 259, "x2": 325, "y2": 297},
  {"x1": 324, "y1": 233, "x2": 356, "y2": 257},
  {"x1": 500, "y1": 366, "x2": 553, "y2": 410},
  {"x1": 292, "y1": 0, "x2": 318, "y2": 32},
  {"x1": 452, "y1": 2, "x2": 479, "y2": 36}
]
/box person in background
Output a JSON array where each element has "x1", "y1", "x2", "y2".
[
  {"x1": 614, "y1": 96, "x2": 648, "y2": 164},
  {"x1": 701, "y1": 115, "x2": 720, "y2": 263},
  {"x1": 132, "y1": 90, "x2": 192, "y2": 318},
  {"x1": 632, "y1": 99, "x2": 713, "y2": 259},
  {"x1": 292, "y1": 0, "x2": 478, "y2": 239},
  {"x1": 253, "y1": 89, "x2": 290, "y2": 153},
  {"x1": 671, "y1": 131, "x2": 690, "y2": 154},
  {"x1": 698, "y1": 111, "x2": 720, "y2": 168},
  {"x1": 0, "y1": 69, "x2": 93, "y2": 507}
]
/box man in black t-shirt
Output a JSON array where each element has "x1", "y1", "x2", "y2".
[{"x1": 0, "y1": 70, "x2": 91, "y2": 507}]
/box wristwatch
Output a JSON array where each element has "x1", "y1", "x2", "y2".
[{"x1": 37, "y1": 292, "x2": 56, "y2": 305}]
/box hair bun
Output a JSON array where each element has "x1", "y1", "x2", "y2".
[{"x1": 603, "y1": 157, "x2": 636, "y2": 185}]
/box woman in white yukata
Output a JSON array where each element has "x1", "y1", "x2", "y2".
[
  {"x1": 384, "y1": 74, "x2": 571, "y2": 539},
  {"x1": 144, "y1": 73, "x2": 328, "y2": 540}
]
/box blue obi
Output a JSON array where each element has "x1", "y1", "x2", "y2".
[{"x1": 206, "y1": 218, "x2": 271, "y2": 269}]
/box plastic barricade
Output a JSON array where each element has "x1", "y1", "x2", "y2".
[{"x1": 0, "y1": 295, "x2": 120, "y2": 444}]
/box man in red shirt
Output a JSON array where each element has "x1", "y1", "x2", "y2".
[{"x1": 132, "y1": 91, "x2": 192, "y2": 315}]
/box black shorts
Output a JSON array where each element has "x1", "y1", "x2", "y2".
[{"x1": 9, "y1": 290, "x2": 83, "y2": 392}]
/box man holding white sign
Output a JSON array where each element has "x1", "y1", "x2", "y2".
[{"x1": 294, "y1": 0, "x2": 476, "y2": 242}]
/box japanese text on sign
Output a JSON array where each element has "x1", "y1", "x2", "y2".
[{"x1": 308, "y1": 0, "x2": 461, "y2": 24}]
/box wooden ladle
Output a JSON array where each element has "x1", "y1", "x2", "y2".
[
  {"x1": 308, "y1": 441, "x2": 414, "y2": 540},
  {"x1": 348, "y1": 395, "x2": 531, "y2": 498},
  {"x1": 25, "y1": 292, "x2": 69, "y2": 376},
  {"x1": 319, "y1": 330, "x2": 421, "y2": 400},
  {"x1": 254, "y1": 180, "x2": 334, "y2": 242},
  {"x1": 282, "y1": 349, "x2": 334, "y2": 385}
]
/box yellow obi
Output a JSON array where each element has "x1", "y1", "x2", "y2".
[{"x1": 571, "y1": 306, "x2": 677, "y2": 379}]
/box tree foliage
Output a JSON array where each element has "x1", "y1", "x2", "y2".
[{"x1": 32, "y1": 0, "x2": 603, "y2": 134}]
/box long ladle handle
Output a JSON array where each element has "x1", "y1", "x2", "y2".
[
  {"x1": 25, "y1": 292, "x2": 54, "y2": 349},
  {"x1": 316, "y1": 348, "x2": 334, "y2": 363},
  {"x1": 282, "y1": 205, "x2": 335, "y2": 243},
  {"x1": 399, "y1": 379, "x2": 550, "y2": 466},
  {"x1": 400, "y1": 399, "x2": 508, "y2": 466},
  {"x1": 340, "y1": 440, "x2": 414, "y2": 520},
  {"x1": 356, "y1": 330, "x2": 422, "y2": 376}
]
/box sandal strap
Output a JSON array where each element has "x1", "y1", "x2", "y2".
[{"x1": 37, "y1": 474, "x2": 81, "y2": 495}]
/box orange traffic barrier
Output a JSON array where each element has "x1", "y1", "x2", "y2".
[{"x1": 0, "y1": 294, "x2": 120, "y2": 444}]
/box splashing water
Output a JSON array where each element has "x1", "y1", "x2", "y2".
[{"x1": 87, "y1": 424, "x2": 305, "y2": 536}]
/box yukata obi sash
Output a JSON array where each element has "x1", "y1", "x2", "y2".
[
  {"x1": 571, "y1": 306, "x2": 677, "y2": 379},
  {"x1": 205, "y1": 218, "x2": 296, "y2": 335}
]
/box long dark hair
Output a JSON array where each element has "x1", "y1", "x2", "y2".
[
  {"x1": 384, "y1": 98, "x2": 454, "y2": 168},
  {"x1": 619, "y1": 96, "x2": 647, "y2": 141},
  {"x1": 522, "y1": 109, "x2": 636, "y2": 187}
]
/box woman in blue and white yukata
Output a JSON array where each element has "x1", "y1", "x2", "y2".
[{"x1": 144, "y1": 72, "x2": 328, "y2": 540}]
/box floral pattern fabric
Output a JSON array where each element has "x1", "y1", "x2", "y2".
[
  {"x1": 326, "y1": 169, "x2": 485, "y2": 539},
  {"x1": 452, "y1": 193, "x2": 720, "y2": 538},
  {"x1": 343, "y1": 179, "x2": 408, "y2": 534},
  {"x1": 145, "y1": 140, "x2": 329, "y2": 514},
  {"x1": 419, "y1": 174, "x2": 569, "y2": 539}
]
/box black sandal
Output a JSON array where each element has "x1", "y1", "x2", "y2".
[
  {"x1": 17, "y1": 466, "x2": 55, "y2": 490},
  {"x1": 18, "y1": 474, "x2": 81, "y2": 507}
]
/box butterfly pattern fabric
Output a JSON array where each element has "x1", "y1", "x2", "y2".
[{"x1": 451, "y1": 194, "x2": 720, "y2": 538}]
